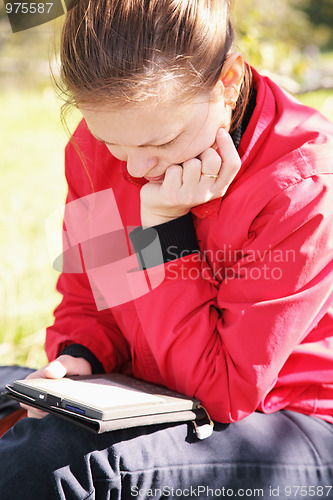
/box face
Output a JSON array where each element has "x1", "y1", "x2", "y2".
[{"x1": 80, "y1": 83, "x2": 232, "y2": 181}]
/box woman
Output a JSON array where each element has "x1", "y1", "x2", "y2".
[{"x1": 1, "y1": 0, "x2": 333, "y2": 497}]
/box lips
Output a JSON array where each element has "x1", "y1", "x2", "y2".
[{"x1": 144, "y1": 173, "x2": 165, "y2": 182}]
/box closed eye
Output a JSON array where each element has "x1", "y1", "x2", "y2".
[
  {"x1": 154, "y1": 141, "x2": 175, "y2": 149},
  {"x1": 154, "y1": 137, "x2": 181, "y2": 149},
  {"x1": 89, "y1": 127, "x2": 184, "y2": 149},
  {"x1": 104, "y1": 140, "x2": 176, "y2": 149}
]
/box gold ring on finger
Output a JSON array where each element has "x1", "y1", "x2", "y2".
[{"x1": 201, "y1": 172, "x2": 219, "y2": 179}]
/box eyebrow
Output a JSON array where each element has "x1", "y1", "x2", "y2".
[{"x1": 88, "y1": 128, "x2": 185, "y2": 148}]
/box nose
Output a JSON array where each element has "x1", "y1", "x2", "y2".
[{"x1": 126, "y1": 151, "x2": 159, "y2": 178}]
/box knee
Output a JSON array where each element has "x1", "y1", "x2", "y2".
[
  {"x1": 0, "y1": 416, "x2": 87, "y2": 494},
  {"x1": 0, "y1": 415, "x2": 121, "y2": 499},
  {"x1": 1, "y1": 415, "x2": 73, "y2": 471}
]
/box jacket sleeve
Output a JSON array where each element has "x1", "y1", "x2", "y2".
[
  {"x1": 128, "y1": 174, "x2": 333, "y2": 422},
  {"x1": 45, "y1": 136, "x2": 131, "y2": 374}
]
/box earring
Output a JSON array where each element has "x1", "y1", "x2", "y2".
[
  {"x1": 229, "y1": 98, "x2": 237, "y2": 111},
  {"x1": 225, "y1": 84, "x2": 239, "y2": 110}
]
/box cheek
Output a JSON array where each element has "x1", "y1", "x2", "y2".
[
  {"x1": 174, "y1": 132, "x2": 217, "y2": 163},
  {"x1": 106, "y1": 146, "x2": 127, "y2": 161}
]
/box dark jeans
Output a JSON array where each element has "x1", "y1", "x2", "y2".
[
  {"x1": 1, "y1": 368, "x2": 333, "y2": 499},
  {"x1": 0, "y1": 365, "x2": 35, "y2": 419}
]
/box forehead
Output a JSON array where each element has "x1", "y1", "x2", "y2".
[{"x1": 80, "y1": 95, "x2": 212, "y2": 144}]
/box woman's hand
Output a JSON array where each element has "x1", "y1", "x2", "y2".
[
  {"x1": 20, "y1": 355, "x2": 92, "y2": 419},
  {"x1": 140, "y1": 127, "x2": 241, "y2": 227}
]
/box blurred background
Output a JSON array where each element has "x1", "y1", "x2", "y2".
[{"x1": 0, "y1": 0, "x2": 333, "y2": 368}]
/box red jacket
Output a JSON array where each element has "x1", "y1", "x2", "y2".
[{"x1": 46, "y1": 68, "x2": 333, "y2": 423}]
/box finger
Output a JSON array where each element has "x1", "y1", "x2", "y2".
[
  {"x1": 43, "y1": 359, "x2": 68, "y2": 379},
  {"x1": 197, "y1": 148, "x2": 221, "y2": 178},
  {"x1": 20, "y1": 403, "x2": 47, "y2": 419},
  {"x1": 17, "y1": 361, "x2": 68, "y2": 418},
  {"x1": 24, "y1": 367, "x2": 48, "y2": 380},
  {"x1": 181, "y1": 157, "x2": 202, "y2": 185},
  {"x1": 43, "y1": 355, "x2": 92, "y2": 379},
  {"x1": 18, "y1": 356, "x2": 92, "y2": 419},
  {"x1": 163, "y1": 164, "x2": 184, "y2": 190},
  {"x1": 215, "y1": 128, "x2": 241, "y2": 191},
  {"x1": 23, "y1": 357, "x2": 78, "y2": 381}
]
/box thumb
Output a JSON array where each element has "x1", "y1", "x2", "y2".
[
  {"x1": 43, "y1": 359, "x2": 68, "y2": 379},
  {"x1": 43, "y1": 355, "x2": 92, "y2": 379}
]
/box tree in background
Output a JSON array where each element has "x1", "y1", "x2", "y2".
[
  {"x1": 0, "y1": 0, "x2": 332, "y2": 91},
  {"x1": 301, "y1": 0, "x2": 333, "y2": 49},
  {"x1": 232, "y1": 0, "x2": 332, "y2": 91}
]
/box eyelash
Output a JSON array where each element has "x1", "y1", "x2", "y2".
[
  {"x1": 103, "y1": 139, "x2": 177, "y2": 149},
  {"x1": 155, "y1": 140, "x2": 177, "y2": 150}
]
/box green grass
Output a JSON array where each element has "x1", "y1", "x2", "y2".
[
  {"x1": 0, "y1": 84, "x2": 332, "y2": 369},
  {"x1": 298, "y1": 90, "x2": 333, "y2": 123},
  {"x1": 0, "y1": 85, "x2": 80, "y2": 368}
]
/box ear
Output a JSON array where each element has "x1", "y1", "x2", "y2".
[{"x1": 219, "y1": 52, "x2": 245, "y2": 92}]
